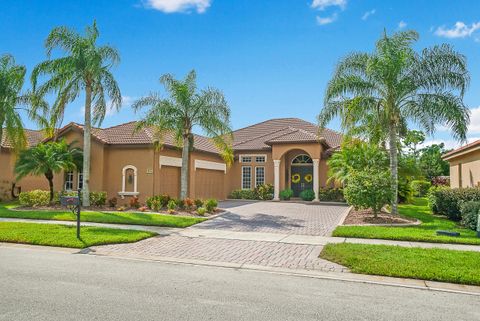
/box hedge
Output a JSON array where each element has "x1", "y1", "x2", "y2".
[
  {"x1": 459, "y1": 201, "x2": 480, "y2": 231},
  {"x1": 429, "y1": 187, "x2": 480, "y2": 221},
  {"x1": 411, "y1": 180, "x2": 431, "y2": 197}
]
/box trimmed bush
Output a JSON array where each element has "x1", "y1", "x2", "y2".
[
  {"x1": 428, "y1": 188, "x2": 480, "y2": 221},
  {"x1": 19, "y1": 190, "x2": 50, "y2": 207},
  {"x1": 167, "y1": 199, "x2": 177, "y2": 212},
  {"x1": 146, "y1": 194, "x2": 170, "y2": 210},
  {"x1": 398, "y1": 178, "x2": 413, "y2": 204},
  {"x1": 460, "y1": 201, "x2": 480, "y2": 231},
  {"x1": 411, "y1": 180, "x2": 432, "y2": 197},
  {"x1": 255, "y1": 184, "x2": 274, "y2": 200},
  {"x1": 300, "y1": 189, "x2": 315, "y2": 201},
  {"x1": 229, "y1": 189, "x2": 257, "y2": 199},
  {"x1": 197, "y1": 207, "x2": 207, "y2": 216},
  {"x1": 280, "y1": 189, "x2": 293, "y2": 200},
  {"x1": 205, "y1": 199, "x2": 218, "y2": 213},
  {"x1": 89, "y1": 192, "x2": 107, "y2": 206},
  {"x1": 318, "y1": 188, "x2": 345, "y2": 202},
  {"x1": 194, "y1": 199, "x2": 203, "y2": 209},
  {"x1": 344, "y1": 170, "x2": 392, "y2": 216}
]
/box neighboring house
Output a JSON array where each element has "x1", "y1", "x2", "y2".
[
  {"x1": 443, "y1": 140, "x2": 480, "y2": 188},
  {"x1": 1, "y1": 118, "x2": 342, "y2": 202}
]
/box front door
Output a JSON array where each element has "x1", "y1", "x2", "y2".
[{"x1": 291, "y1": 165, "x2": 313, "y2": 197}]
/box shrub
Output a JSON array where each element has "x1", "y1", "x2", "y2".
[
  {"x1": 175, "y1": 198, "x2": 185, "y2": 210},
  {"x1": 167, "y1": 199, "x2": 177, "y2": 213},
  {"x1": 398, "y1": 178, "x2": 413, "y2": 204},
  {"x1": 432, "y1": 176, "x2": 450, "y2": 186},
  {"x1": 146, "y1": 194, "x2": 170, "y2": 211},
  {"x1": 459, "y1": 201, "x2": 480, "y2": 231},
  {"x1": 229, "y1": 189, "x2": 257, "y2": 199},
  {"x1": 428, "y1": 188, "x2": 480, "y2": 221},
  {"x1": 255, "y1": 184, "x2": 274, "y2": 200},
  {"x1": 280, "y1": 189, "x2": 293, "y2": 200},
  {"x1": 108, "y1": 197, "x2": 118, "y2": 208},
  {"x1": 89, "y1": 192, "x2": 107, "y2": 206},
  {"x1": 184, "y1": 198, "x2": 194, "y2": 210},
  {"x1": 300, "y1": 189, "x2": 315, "y2": 201},
  {"x1": 205, "y1": 199, "x2": 218, "y2": 213},
  {"x1": 129, "y1": 196, "x2": 140, "y2": 209},
  {"x1": 194, "y1": 199, "x2": 203, "y2": 209},
  {"x1": 197, "y1": 207, "x2": 207, "y2": 216},
  {"x1": 318, "y1": 188, "x2": 345, "y2": 202},
  {"x1": 344, "y1": 170, "x2": 392, "y2": 217},
  {"x1": 19, "y1": 190, "x2": 50, "y2": 207},
  {"x1": 410, "y1": 180, "x2": 432, "y2": 197}
]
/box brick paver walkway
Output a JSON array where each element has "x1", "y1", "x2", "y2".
[
  {"x1": 92, "y1": 235, "x2": 347, "y2": 272},
  {"x1": 195, "y1": 201, "x2": 349, "y2": 236}
]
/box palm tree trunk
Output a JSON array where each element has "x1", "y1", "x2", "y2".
[
  {"x1": 45, "y1": 171, "x2": 54, "y2": 203},
  {"x1": 180, "y1": 135, "x2": 190, "y2": 199},
  {"x1": 388, "y1": 123, "x2": 399, "y2": 215},
  {"x1": 82, "y1": 84, "x2": 92, "y2": 206},
  {"x1": 0, "y1": 125, "x2": 3, "y2": 156}
]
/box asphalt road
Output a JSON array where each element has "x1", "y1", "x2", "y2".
[{"x1": 1, "y1": 245, "x2": 479, "y2": 321}]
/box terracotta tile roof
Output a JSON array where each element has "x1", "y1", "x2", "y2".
[
  {"x1": 232, "y1": 118, "x2": 342, "y2": 150},
  {"x1": 1, "y1": 129, "x2": 44, "y2": 149},
  {"x1": 442, "y1": 139, "x2": 480, "y2": 160},
  {"x1": 54, "y1": 121, "x2": 219, "y2": 154}
]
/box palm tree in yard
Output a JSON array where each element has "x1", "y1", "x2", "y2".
[
  {"x1": 318, "y1": 30, "x2": 470, "y2": 215},
  {"x1": 0, "y1": 54, "x2": 28, "y2": 153},
  {"x1": 133, "y1": 70, "x2": 233, "y2": 199},
  {"x1": 15, "y1": 140, "x2": 83, "y2": 202},
  {"x1": 31, "y1": 21, "x2": 122, "y2": 206}
]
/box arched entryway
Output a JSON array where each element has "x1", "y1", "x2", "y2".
[{"x1": 290, "y1": 154, "x2": 313, "y2": 197}]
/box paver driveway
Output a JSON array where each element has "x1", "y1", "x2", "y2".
[{"x1": 195, "y1": 201, "x2": 349, "y2": 236}]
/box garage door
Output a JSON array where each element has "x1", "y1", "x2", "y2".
[
  {"x1": 158, "y1": 166, "x2": 181, "y2": 198},
  {"x1": 195, "y1": 169, "x2": 225, "y2": 200}
]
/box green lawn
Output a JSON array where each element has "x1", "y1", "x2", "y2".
[
  {"x1": 0, "y1": 203, "x2": 206, "y2": 228},
  {"x1": 0, "y1": 222, "x2": 156, "y2": 248},
  {"x1": 333, "y1": 198, "x2": 480, "y2": 245},
  {"x1": 320, "y1": 243, "x2": 480, "y2": 285}
]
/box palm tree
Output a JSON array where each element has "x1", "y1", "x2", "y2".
[
  {"x1": 133, "y1": 70, "x2": 233, "y2": 199},
  {"x1": 318, "y1": 30, "x2": 470, "y2": 214},
  {"x1": 0, "y1": 54, "x2": 28, "y2": 153},
  {"x1": 15, "y1": 140, "x2": 83, "y2": 202},
  {"x1": 31, "y1": 21, "x2": 122, "y2": 206}
]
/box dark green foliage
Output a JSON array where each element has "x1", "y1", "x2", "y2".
[
  {"x1": 411, "y1": 180, "x2": 432, "y2": 197},
  {"x1": 460, "y1": 201, "x2": 480, "y2": 231},
  {"x1": 280, "y1": 189, "x2": 294, "y2": 200},
  {"x1": 429, "y1": 188, "x2": 480, "y2": 221},
  {"x1": 397, "y1": 178, "x2": 414, "y2": 204},
  {"x1": 229, "y1": 184, "x2": 274, "y2": 200},
  {"x1": 194, "y1": 199, "x2": 203, "y2": 209},
  {"x1": 146, "y1": 194, "x2": 170, "y2": 210},
  {"x1": 344, "y1": 170, "x2": 392, "y2": 216},
  {"x1": 418, "y1": 143, "x2": 450, "y2": 180},
  {"x1": 300, "y1": 189, "x2": 315, "y2": 201},
  {"x1": 204, "y1": 199, "x2": 218, "y2": 213},
  {"x1": 89, "y1": 192, "x2": 107, "y2": 206},
  {"x1": 229, "y1": 189, "x2": 257, "y2": 199},
  {"x1": 318, "y1": 188, "x2": 345, "y2": 202}
]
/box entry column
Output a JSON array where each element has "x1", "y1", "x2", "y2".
[
  {"x1": 313, "y1": 158, "x2": 320, "y2": 202},
  {"x1": 273, "y1": 159, "x2": 281, "y2": 201}
]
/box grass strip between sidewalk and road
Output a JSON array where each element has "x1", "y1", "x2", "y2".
[
  {"x1": 0, "y1": 203, "x2": 206, "y2": 228},
  {"x1": 320, "y1": 243, "x2": 480, "y2": 286},
  {"x1": 333, "y1": 198, "x2": 480, "y2": 245},
  {"x1": 0, "y1": 222, "x2": 156, "y2": 248}
]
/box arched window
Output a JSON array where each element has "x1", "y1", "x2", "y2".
[
  {"x1": 291, "y1": 154, "x2": 312, "y2": 164},
  {"x1": 120, "y1": 165, "x2": 138, "y2": 198}
]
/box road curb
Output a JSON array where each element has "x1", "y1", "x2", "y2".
[{"x1": 84, "y1": 248, "x2": 480, "y2": 297}]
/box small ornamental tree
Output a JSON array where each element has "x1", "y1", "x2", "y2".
[{"x1": 344, "y1": 170, "x2": 393, "y2": 217}]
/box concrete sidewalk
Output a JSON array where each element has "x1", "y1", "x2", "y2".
[{"x1": 2, "y1": 217, "x2": 480, "y2": 252}]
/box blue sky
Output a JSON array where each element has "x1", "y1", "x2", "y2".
[{"x1": 1, "y1": 0, "x2": 480, "y2": 148}]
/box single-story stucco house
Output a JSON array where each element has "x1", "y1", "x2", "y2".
[
  {"x1": 443, "y1": 139, "x2": 480, "y2": 188},
  {"x1": 0, "y1": 118, "x2": 342, "y2": 202}
]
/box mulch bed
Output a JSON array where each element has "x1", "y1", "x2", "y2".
[
  {"x1": 343, "y1": 208, "x2": 417, "y2": 225},
  {"x1": 12, "y1": 206, "x2": 224, "y2": 218}
]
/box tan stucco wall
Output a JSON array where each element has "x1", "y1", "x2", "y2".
[
  {"x1": 447, "y1": 149, "x2": 480, "y2": 188},
  {"x1": 227, "y1": 151, "x2": 274, "y2": 194}
]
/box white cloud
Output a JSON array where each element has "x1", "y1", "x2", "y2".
[
  {"x1": 106, "y1": 96, "x2": 135, "y2": 117},
  {"x1": 144, "y1": 0, "x2": 211, "y2": 13},
  {"x1": 421, "y1": 137, "x2": 480, "y2": 150},
  {"x1": 398, "y1": 20, "x2": 407, "y2": 29},
  {"x1": 466, "y1": 106, "x2": 480, "y2": 134},
  {"x1": 316, "y1": 13, "x2": 338, "y2": 25},
  {"x1": 311, "y1": 0, "x2": 347, "y2": 11},
  {"x1": 361, "y1": 9, "x2": 375, "y2": 21},
  {"x1": 434, "y1": 21, "x2": 480, "y2": 38}
]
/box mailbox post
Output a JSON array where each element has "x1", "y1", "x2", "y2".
[{"x1": 60, "y1": 189, "x2": 81, "y2": 239}]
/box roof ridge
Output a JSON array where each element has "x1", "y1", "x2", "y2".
[
  {"x1": 103, "y1": 120, "x2": 138, "y2": 130},
  {"x1": 232, "y1": 117, "x2": 300, "y2": 133}
]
